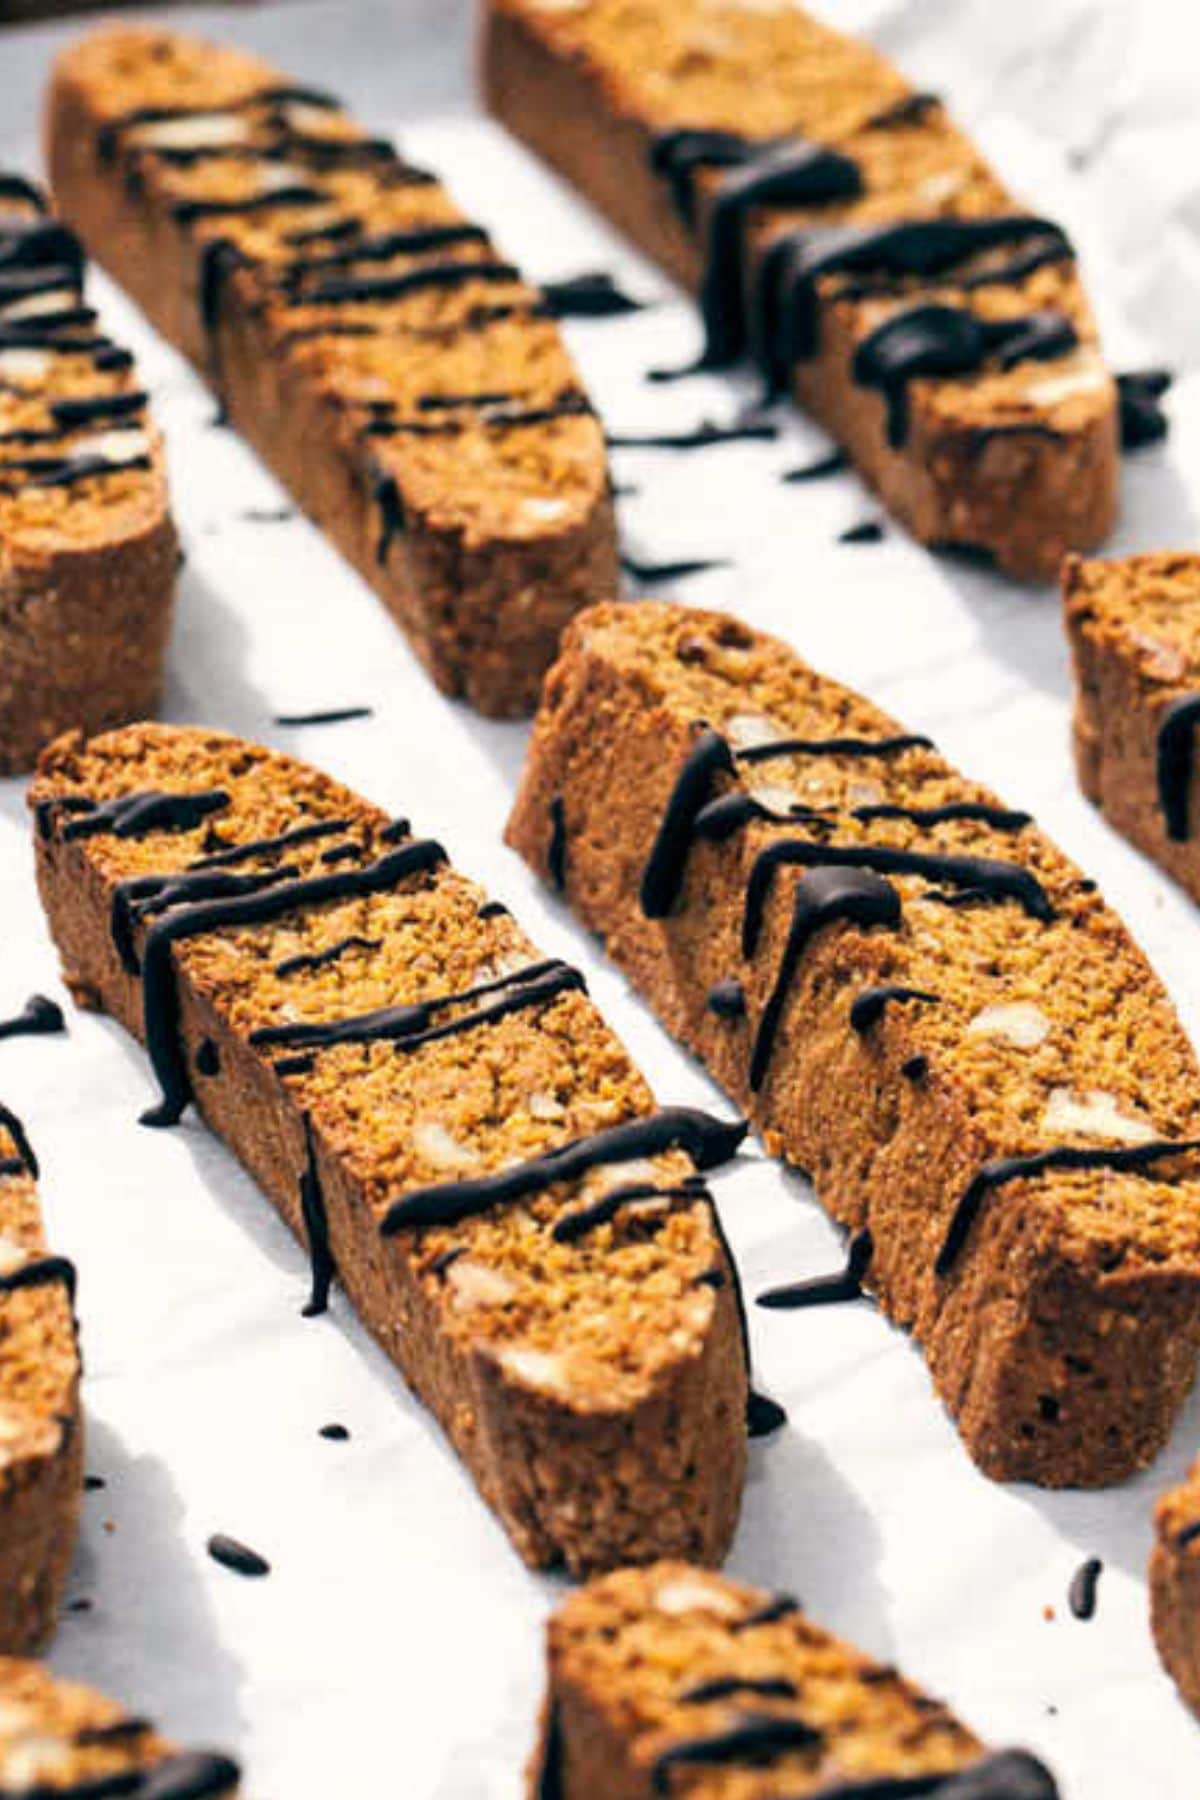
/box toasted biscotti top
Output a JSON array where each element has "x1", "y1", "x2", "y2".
[
  {"x1": 539, "y1": 601, "x2": 1200, "y2": 1275},
  {"x1": 0, "y1": 174, "x2": 167, "y2": 559},
  {"x1": 0, "y1": 1658, "x2": 239, "y2": 1796},
  {"x1": 31, "y1": 722, "x2": 737, "y2": 1413},
  {"x1": 51, "y1": 27, "x2": 608, "y2": 548},
  {"x1": 543, "y1": 1562, "x2": 1052, "y2": 1795},
  {"x1": 1064, "y1": 552, "x2": 1200, "y2": 689},
  {"x1": 0, "y1": 1109, "x2": 78, "y2": 1499},
  {"x1": 492, "y1": 0, "x2": 1112, "y2": 444}
]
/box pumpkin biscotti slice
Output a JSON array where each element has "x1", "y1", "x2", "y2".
[
  {"x1": 1064, "y1": 551, "x2": 1200, "y2": 904},
  {"x1": 507, "y1": 599, "x2": 1200, "y2": 1487},
  {"x1": 30, "y1": 722, "x2": 749, "y2": 1574},
  {"x1": 0, "y1": 1103, "x2": 81, "y2": 1654},
  {"x1": 0, "y1": 172, "x2": 175, "y2": 774},
  {"x1": 1152, "y1": 1457, "x2": 1200, "y2": 1716},
  {"x1": 46, "y1": 27, "x2": 617, "y2": 718},
  {"x1": 482, "y1": 0, "x2": 1117, "y2": 580},
  {"x1": 531, "y1": 1562, "x2": 1060, "y2": 1798},
  {"x1": 0, "y1": 1658, "x2": 239, "y2": 1798}
]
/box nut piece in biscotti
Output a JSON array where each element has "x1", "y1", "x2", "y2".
[
  {"x1": 0, "y1": 1101, "x2": 81, "y2": 1654},
  {"x1": 0, "y1": 172, "x2": 176, "y2": 775},
  {"x1": 0, "y1": 1657, "x2": 240, "y2": 1797},
  {"x1": 30, "y1": 722, "x2": 749, "y2": 1576},
  {"x1": 1152, "y1": 1457, "x2": 1200, "y2": 1717},
  {"x1": 506, "y1": 599, "x2": 1200, "y2": 1488},
  {"x1": 1064, "y1": 551, "x2": 1200, "y2": 904},
  {"x1": 45, "y1": 28, "x2": 617, "y2": 719},
  {"x1": 530, "y1": 1561, "x2": 1061, "y2": 1798},
  {"x1": 481, "y1": 0, "x2": 1118, "y2": 580}
]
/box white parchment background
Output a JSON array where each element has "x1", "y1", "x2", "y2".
[{"x1": 2, "y1": 0, "x2": 1200, "y2": 1793}]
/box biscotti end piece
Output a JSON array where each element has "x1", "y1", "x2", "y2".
[
  {"x1": 46, "y1": 26, "x2": 617, "y2": 718},
  {"x1": 30, "y1": 721, "x2": 748, "y2": 1575},
  {"x1": 508, "y1": 599, "x2": 1200, "y2": 1488},
  {"x1": 1152, "y1": 1458, "x2": 1200, "y2": 1716},
  {"x1": 0, "y1": 172, "x2": 176, "y2": 773},
  {"x1": 0, "y1": 1658, "x2": 239, "y2": 1796},
  {"x1": 532, "y1": 1561, "x2": 1060, "y2": 1798},
  {"x1": 1064, "y1": 550, "x2": 1200, "y2": 903},
  {"x1": 482, "y1": 0, "x2": 1118, "y2": 580},
  {"x1": 0, "y1": 1107, "x2": 81, "y2": 1653}
]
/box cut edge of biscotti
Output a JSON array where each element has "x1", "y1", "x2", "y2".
[
  {"x1": 0, "y1": 1105, "x2": 82, "y2": 1655},
  {"x1": 0, "y1": 1656, "x2": 240, "y2": 1796},
  {"x1": 506, "y1": 597, "x2": 1200, "y2": 1488},
  {"x1": 29, "y1": 719, "x2": 749, "y2": 1574},
  {"x1": 44, "y1": 26, "x2": 618, "y2": 716},
  {"x1": 481, "y1": 0, "x2": 1118, "y2": 580},
  {"x1": 532, "y1": 1561, "x2": 1061, "y2": 1798},
  {"x1": 1152, "y1": 1456, "x2": 1200, "y2": 1718}
]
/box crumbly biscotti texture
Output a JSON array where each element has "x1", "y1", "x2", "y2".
[
  {"x1": 507, "y1": 600, "x2": 1200, "y2": 1487},
  {"x1": 0, "y1": 1657, "x2": 240, "y2": 1796},
  {"x1": 482, "y1": 0, "x2": 1118, "y2": 580},
  {"x1": 1064, "y1": 551, "x2": 1200, "y2": 902},
  {"x1": 30, "y1": 721, "x2": 746, "y2": 1575},
  {"x1": 46, "y1": 27, "x2": 617, "y2": 718},
  {"x1": 532, "y1": 1562, "x2": 1059, "y2": 1798},
  {"x1": 0, "y1": 175, "x2": 175, "y2": 774},
  {"x1": 1152, "y1": 1457, "x2": 1200, "y2": 1716},
  {"x1": 0, "y1": 1109, "x2": 82, "y2": 1654}
]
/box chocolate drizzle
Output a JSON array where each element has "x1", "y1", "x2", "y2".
[
  {"x1": 641, "y1": 728, "x2": 735, "y2": 918},
  {"x1": 0, "y1": 1101, "x2": 38, "y2": 1176},
  {"x1": 751, "y1": 868, "x2": 902, "y2": 1089},
  {"x1": 782, "y1": 449, "x2": 848, "y2": 483},
  {"x1": 1117, "y1": 368, "x2": 1172, "y2": 449},
  {"x1": 707, "y1": 978, "x2": 746, "y2": 1020},
  {"x1": 547, "y1": 798, "x2": 568, "y2": 892},
  {"x1": 380, "y1": 1107, "x2": 746, "y2": 1234},
  {"x1": 937, "y1": 1139, "x2": 1200, "y2": 1275},
  {"x1": 853, "y1": 304, "x2": 1079, "y2": 447},
  {"x1": 191, "y1": 817, "x2": 350, "y2": 870},
  {"x1": 541, "y1": 270, "x2": 645, "y2": 318},
  {"x1": 1156, "y1": 694, "x2": 1200, "y2": 840},
  {"x1": 132, "y1": 838, "x2": 446, "y2": 1127},
  {"x1": 608, "y1": 418, "x2": 777, "y2": 451},
  {"x1": 59, "y1": 790, "x2": 230, "y2": 843},
  {"x1": 0, "y1": 994, "x2": 65, "y2": 1040},
  {"x1": 206, "y1": 1532, "x2": 270, "y2": 1577},
  {"x1": 733, "y1": 1595, "x2": 800, "y2": 1631},
  {"x1": 650, "y1": 1714, "x2": 823, "y2": 1792},
  {"x1": 801, "y1": 1754, "x2": 1058, "y2": 1798},
  {"x1": 620, "y1": 551, "x2": 728, "y2": 584},
  {"x1": 0, "y1": 1254, "x2": 77, "y2": 1303},
  {"x1": 552, "y1": 1174, "x2": 708, "y2": 1244},
  {"x1": 681, "y1": 1676, "x2": 798, "y2": 1704},
  {"x1": 19, "y1": 1748, "x2": 244, "y2": 1800},
  {"x1": 273, "y1": 707, "x2": 373, "y2": 726},
  {"x1": 736, "y1": 733, "x2": 932, "y2": 765},
  {"x1": 849, "y1": 986, "x2": 938, "y2": 1034},
  {"x1": 1068, "y1": 1555, "x2": 1102, "y2": 1620},
  {"x1": 299, "y1": 1114, "x2": 334, "y2": 1317},
  {"x1": 0, "y1": 174, "x2": 47, "y2": 214},
  {"x1": 288, "y1": 259, "x2": 519, "y2": 311},
  {"x1": 758, "y1": 1228, "x2": 872, "y2": 1310},
  {"x1": 275, "y1": 934, "x2": 380, "y2": 978}
]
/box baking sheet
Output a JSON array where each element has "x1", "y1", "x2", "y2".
[{"x1": 2, "y1": 1, "x2": 1200, "y2": 1793}]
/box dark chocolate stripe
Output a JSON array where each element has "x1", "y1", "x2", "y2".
[
  {"x1": 751, "y1": 868, "x2": 902, "y2": 1089},
  {"x1": 641, "y1": 728, "x2": 735, "y2": 918},
  {"x1": 61, "y1": 790, "x2": 230, "y2": 842},
  {"x1": 852, "y1": 801, "x2": 1030, "y2": 831},
  {"x1": 172, "y1": 185, "x2": 329, "y2": 225},
  {"x1": 299, "y1": 1113, "x2": 334, "y2": 1317},
  {"x1": 135, "y1": 840, "x2": 446, "y2": 1127},
  {"x1": 0, "y1": 174, "x2": 47, "y2": 214},
  {"x1": 206, "y1": 1533, "x2": 270, "y2": 1578},
  {"x1": 733, "y1": 1595, "x2": 800, "y2": 1631},
  {"x1": 0, "y1": 1254, "x2": 77, "y2": 1303},
  {"x1": 381, "y1": 1107, "x2": 746, "y2": 1234},
  {"x1": 937, "y1": 1140, "x2": 1200, "y2": 1275},
  {"x1": 0, "y1": 994, "x2": 64, "y2": 1041},
  {"x1": 1068, "y1": 1556, "x2": 1102, "y2": 1620},
  {"x1": 607, "y1": 419, "x2": 777, "y2": 451},
  {"x1": 98, "y1": 87, "x2": 341, "y2": 159},
  {"x1": 553, "y1": 1175, "x2": 708, "y2": 1244},
  {"x1": 849, "y1": 986, "x2": 938, "y2": 1034},
  {"x1": 289, "y1": 259, "x2": 519, "y2": 310},
  {"x1": 735, "y1": 733, "x2": 933, "y2": 765},
  {"x1": 1156, "y1": 694, "x2": 1200, "y2": 841},
  {"x1": 51, "y1": 391, "x2": 148, "y2": 429},
  {"x1": 0, "y1": 1101, "x2": 37, "y2": 1176},
  {"x1": 0, "y1": 221, "x2": 83, "y2": 285},
  {"x1": 541, "y1": 270, "x2": 645, "y2": 318},
  {"x1": 758, "y1": 1228, "x2": 872, "y2": 1310},
  {"x1": 680, "y1": 1676, "x2": 798, "y2": 1704},
  {"x1": 4, "y1": 1749, "x2": 240, "y2": 1800},
  {"x1": 281, "y1": 223, "x2": 488, "y2": 282},
  {"x1": 743, "y1": 840, "x2": 1052, "y2": 958},
  {"x1": 190, "y1": 817, "x2": 351, "y2": 869},
  {"x1": 0, "y1": 450, "x2": 151, "y2": 493},
  {"x1": 113, "y1": 868, "x2": 299, "y2": 977},
  {"x1": 1117, "y1": 367, "x2": 1172, "y2": 450},
  {"x1": 650, "y1": 1714, "x2": 823, "y2": 1792},
  {"x1": 274, "y1": 934, "x2": 380, "y2": 978}
]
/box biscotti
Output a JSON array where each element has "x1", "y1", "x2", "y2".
[
  {"x1": 30, "y1": 721, "x2": 749, "y2": 1574},
  {"x1": 0, "y1": 171, "x2": 175, "y2": 774},
  {"x1": 1152, "y1": 1457, "x2": 1200, "y2": 1716},
  {"x1": 482, "y1": 0, "x2": 1118, "y2": 580},
  {"x1": 507, "y1": 599, "x2": 1200, "y2": 1487},
  {"x1": 0, "y1": 1657, "x2": 239, "y2": 1797},
  {"x1": 0, "y1": 1102, "x2": 81, "y2": 1653},
  {"x1": 532, "y1": 1561, "x2": 1059, "y2": 1798},
  {"x1": 1064, "y1": 551, "x2": 1200, "y2": 904},
  {"x1": 46, "y1": 27, "x2": 617, "y2": 718}
]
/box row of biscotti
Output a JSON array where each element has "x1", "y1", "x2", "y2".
[
  {"x1": 482, "y1": 0, "x2": 1121, "y2": 580},
  {"x1": 21, "y1": 717, "x2": 1062, "y2": 1794}
]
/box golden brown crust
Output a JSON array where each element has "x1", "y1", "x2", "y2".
[
  {"x1": 30, "y1": 721, "x2": 746, "y2": 1574},
  {"x1": 532, "y1": 1563, "x2": 1061, "y2": 1798},
  {"x1": 0, "y1": 1656, "x2": 239, "y2": 1795},
  {"x1": 0, "y1": 178, "x2": 175, "y2": 774},
  {"x1": 45, "y1": 26, "x2": 618, "y2": 718},
  {"x1": 1064, "y1": 551, "x2": 1200, "y2": 902},
  {"x1": 507, "y1": 600, "x2": 1200, "y2": 1487},
  {"x1": 481, "y1": 0, "x2": 1118, "y2": 580},
  {"x1": 0, "y1": 1116, "x2": 81, "y2": 1655},
  {"x1": 1152, "y1": 1458, "x2": 1200, "y2": 1716}
]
